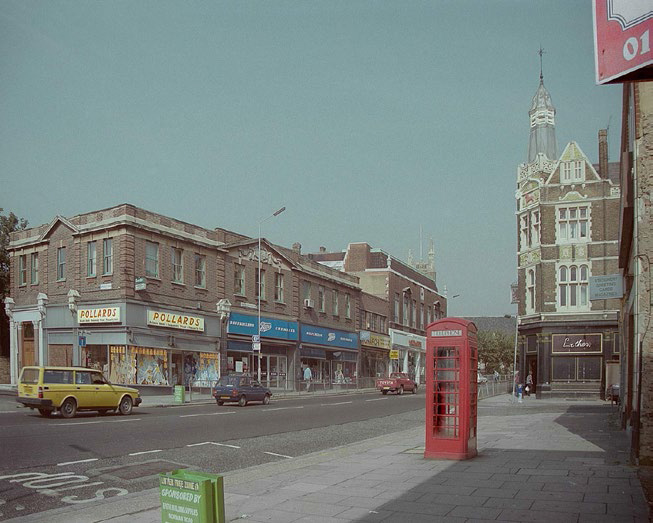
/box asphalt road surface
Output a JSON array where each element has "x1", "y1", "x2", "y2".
[{"x1": 0, "y1": 391, "x2": 424, "y2": 520}]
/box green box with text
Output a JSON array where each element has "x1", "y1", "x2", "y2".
[{"x1": 160, "y1": 469, "x2": 224, "y2": 523}]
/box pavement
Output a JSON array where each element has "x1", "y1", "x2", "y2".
[{"x1": 1, "y1": 389, "x2": 651, "y2": 523}]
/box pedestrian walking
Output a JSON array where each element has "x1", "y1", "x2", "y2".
[
  {"x1": 493, "y1": 370, "x2": 500, "y2": 382},
  {"x1": 303, "y1": 365, "x2": 312, "y2": 391}
]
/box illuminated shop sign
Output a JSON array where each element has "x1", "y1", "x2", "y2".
[
  {"x1": 147, "y1": 310, "x2": 204, "y2": 332},
  {"x1": 227, "y1": 313, "x2": 298, "y2": 340},
  {"x1": 552, "y1": 334, "x2": 603, "y2": 354},
  {"x1": 78, "y1": 307, "x2": 121, "y2": 324},
  {"x1": 300, "y1": 324, "x2": 358, "y2": 350}
]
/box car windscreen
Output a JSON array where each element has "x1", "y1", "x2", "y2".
[{"x1": 20, "y1": 368, "x2": 40, "y2": 384}]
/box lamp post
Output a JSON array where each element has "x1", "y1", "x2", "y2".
[
  {"x1": 257, "y1": 206, "x2": 286, "y2": 383},
  {"x1": 217, "y1": 299, "x2": 232, "y2": 380},
  {"x1": 67, "y1": 290, "x2": 80, "y2": 366}
]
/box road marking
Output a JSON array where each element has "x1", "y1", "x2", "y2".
[
  {"x1": 264, "y1": 452, "x2": 292, "y2": 459},
  {"x1": 264, "y1": 406, "x2": 304, "y2": 411},
  {"x1": 186, "y1": 441, "x2": 241, "y2": 449},
  {"x1": 320, "y1": 401, "x2": 352, "y2": 406},
  {"x1": 109, "y1": 418, "x2": 141, "y2": 423},
  {"x1": 57, "y1": 459, "x2": 99, "y2": 467},
  {"x1": 179, "y1": 412, "x2": 235, "y2": 418},
  {"x1": 129, "y1": 450, "x2": 162, "y2": 456},
  {"x1": 53, "y1": 421, "x2": 103, "y2": 426},
  {"x1": 366, "y1": 397, "x2": 388, "y2": 402}
]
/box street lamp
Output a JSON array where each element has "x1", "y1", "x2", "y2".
[
  {"x1": 67, "y1": 290, "x2": 80, "y2": 366},
  {"x1": 257, "y1": 206, "x2": 286, "y2": 383},
  {"x1": 216, "y1": 299, "x2": 232, "y2": 379}
]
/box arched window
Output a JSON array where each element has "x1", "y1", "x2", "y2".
[{"x1": 558, "y1": 264, "x2": 589, "y2": 309}]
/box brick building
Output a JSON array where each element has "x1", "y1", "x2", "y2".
[
  {"x1": 4, "y1": 204, "x2": 361, "y2": 390},
  {"x1": 618, "y1": 80, "x2": 653, "y2": 465},
  {"x1": 309, "y1": 242, "x2": 446, "y2": 384},
  {"x1": 515, "y1": 75, "x2": 621, "y2": 398}
]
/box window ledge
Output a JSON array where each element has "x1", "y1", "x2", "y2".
[{"x1": 171, "y1": 281, "x2": 186, "y2": 287}]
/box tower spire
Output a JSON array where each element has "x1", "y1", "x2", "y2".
[
  {"x1": 527, "y1": 48, "x2": 557, "y2": 163},
  {"x1": 538, "y1": 46, "x2": 545, "y2": 81}
]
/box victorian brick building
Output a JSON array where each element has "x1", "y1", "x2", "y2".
[
  {"x1": 515, "y1": 74, "x2": 621, "y2": 398},
  {"x1": 4, "y1": 204, "x2": 362, "y2": 390}
]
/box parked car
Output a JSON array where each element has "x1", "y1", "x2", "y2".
[
  {"x1": 213, "y1": 373, "x2": 271, "y2": 407},
  {"x1": 477, "y1": 373, "x2": 488, "y2": 383},
  {"x1": 17, "y1": 366, "x2": 142, "y2": 418},
  {"x1": 375, "y1": 372, "x2": 418, "y2": 395}
]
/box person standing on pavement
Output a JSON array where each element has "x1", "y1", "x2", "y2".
[
  {"x1": 303, "y1": 365, "x2": 312, "y2": 391},
  {"x1": 526, "y1": 371, "x2": 533, "y2": 396}
]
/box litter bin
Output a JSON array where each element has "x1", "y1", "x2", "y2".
[
  {"x1": 160, "y1": 469, "x2": 225, "y2": 523},
  {"x1": 174, "y1": 385, "x2": 185, "y2": 405}
]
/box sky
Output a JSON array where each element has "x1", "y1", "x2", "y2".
[{"x1": 0, "y1": 1, "x2": 623, "y2": 317}]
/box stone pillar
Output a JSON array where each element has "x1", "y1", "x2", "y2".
[
  {"x1": 32, "y1": 321, "x2": 41, "y2": 366},
  {"x1": 9, "y1": 320, "x2": 18, "y2": 385},
  {"x1": 15, "y1": 322, "x2": 23, "y2": 384}
]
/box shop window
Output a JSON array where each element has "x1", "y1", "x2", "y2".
[
  {"x1": 87, "y1": 241, "x2": 97, "y2": 277},
  {"x1": 57, "y1": 247, "x2": 66, "y2": 281},
  {"x1": 145, "y1": 242, "x2": 159, "y2": 278},
  {"x1": 30, "y1": 253, "x2": 39, "y2": 284},
  {"x1": 103, "y1": 238, "x2": 113, "y2": 275},
  {"x1": 18, "y1": 255, "x2": 26, "y2": 286},
  {"x1": 194, "y1": 253, "x2": 206, "y2": 288}
]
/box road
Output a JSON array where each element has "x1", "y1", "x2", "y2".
[{"x1": 0, "y1": 391, "x2": 424, "y2": 520}]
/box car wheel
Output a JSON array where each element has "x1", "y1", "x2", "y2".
[
  {"x1": 412, "y1": 385, "x2": 418, "y2": 394},
  {"x1": 60, "y1": 398, "x2": 77, "y2": 419},
  {"x1": 381, "y1": 390, "x2": 388, "y2": 395},
  {"x1": 238, "y1": 395, "x2": 247, "y2": 407},
  {"x1": 118, "y1": 396, "x2": 133, "y2": 415},
  {"x1": 263, "y1": 394, "x2": 271, "y2": 405},
  {"x1": 38, "y1": 409, "x2": 52, "y2": 417},
  {"x1": 398, "y1": 386, "x2": 404, "y2": 395},
  {"x1": 217, "y1": 400, "x2": 224, "y2": 406}
]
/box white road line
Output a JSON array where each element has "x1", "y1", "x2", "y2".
[
  {"x1": 366, "y1": 397, "x2": 388, "y2": 402},
  {"x1": 186, "y1": 442, "x2": 212, "y2": 447},
  {"x1": 264, "y1": 406, "x2": 304, "y2": 411},
  {"x1": 110, "y1": 418, "x2": 141, "y2": 422},
  {"x1": 179, "y1": 412, "x2": 235, "y2": 418},
  {"x1": 129, "y1": 449, "x2": 162, "y2": 456},
  {"x1": 186, "y1": 441, "x2": 241, "y2": 449},
  {"x1": 53, "y1": 421, "x2": 103, "y2": 426},
  {"x1": 57, "y1": 458, "x2": 99, "y2": 466},
  {"x1": 210, "y1": 443, "x2": 241, "y2": 449},
  {"x1": 320, "y1": 401, "x2": 352, "y2": 406},
  {"x1": 264, "y1": 451, "x2": 293, "y2": 459}
]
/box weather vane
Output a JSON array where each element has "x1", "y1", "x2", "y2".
[{"x1": 538, "y1": 46, "x2": 546, "y2": 81}]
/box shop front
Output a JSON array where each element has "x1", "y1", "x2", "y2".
[
  {"x1": 359, "y1": 330, "x2": 390, "y2": 383},
  {"x1": 299, "y1": 324, "x2": 359, "y2": 387},
  {"x1": 226, "y1": 312, "x2": 298, "y2": 391},
  {"x1": 38, "y1": 302, "x2": 222, "y2": 389},
  {"x1": 389, "y1": 329, "x2": 426, "y2": 384}
]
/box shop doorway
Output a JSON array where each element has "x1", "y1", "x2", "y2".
[{"x1": 252, "y1": 354, "x2": 287, "y2": 390}]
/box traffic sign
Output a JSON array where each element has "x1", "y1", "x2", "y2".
[
  {"x1": 252, "y1": 342, "x2": 261, "y2": 351},
  {"x1": 252, "y1": 334, "x2": 260, "y2": 343},
  {"x1": 78, "y1": 336, "x2": 86, "y2": 348}
]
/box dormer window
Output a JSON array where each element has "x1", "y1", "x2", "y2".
[{"x1": 561, "y1": 160, "x2": 584, "y2": 183}]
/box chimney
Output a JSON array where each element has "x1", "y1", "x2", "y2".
[
  {"x1": 292, "y1": 242, "x2": 302, "y2": 254},
  {"x1": 599, "y1": 129, "x2": 608, "y2": 179},
  {"x1": 319, "y1": 246, "x2": 326, "y2": 253}
]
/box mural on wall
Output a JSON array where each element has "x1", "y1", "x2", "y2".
[
  {"x1": 134, "y1": 347, "x2": 169, "y2": 386},
  {"x1": 196, "y1": 352, "x2": 219, "y2": 385}
]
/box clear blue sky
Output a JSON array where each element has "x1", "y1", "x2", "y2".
[{"x1": 0, "y1": 1, "x2": 622, "y2": 316}]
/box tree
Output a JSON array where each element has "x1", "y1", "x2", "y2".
[
  {"x1": 0, "y1": 209, "x2": 28, "y2": 357},
  {"x1": 477, "y1": 330, "x2": 515, "y2": 373}
]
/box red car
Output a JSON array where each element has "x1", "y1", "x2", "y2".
[{"x1": 376, "y1": 372, "x2": 418, "y2": 395}]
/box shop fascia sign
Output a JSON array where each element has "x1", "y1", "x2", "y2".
[
  {"x1": 78, "y1": 306, "x2": 121, "y2": 324},
  {"x1": 359, "y1": 330, "x2": 391, "y2": 349},
  {"x1": 227, "y1": 312, "x2": 298, "y2": 340},
  {"x1": 552, "y1": 334, "x2": 603, "y2": 354},
  {"x1": 389, "y1": 329, "x2": 425, "y2": 351},
  {"x1": 147, "y1": 310, "x2": 204, "y2": 332},
  {"x1": 300, "y1": 324, "x2": 358, "y2": 350}
]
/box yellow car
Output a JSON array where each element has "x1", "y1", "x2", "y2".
[{"x1": 17, "y1": 366, "x2": 142, "y2": 418}]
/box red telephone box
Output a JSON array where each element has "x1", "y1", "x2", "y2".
[{"x1": 424, "y1": 318, "x2": 478, "y2": 460}]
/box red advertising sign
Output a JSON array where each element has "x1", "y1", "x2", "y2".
[{"x1": 593, "y1": 0, "x2": 653, "y2": 84}]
